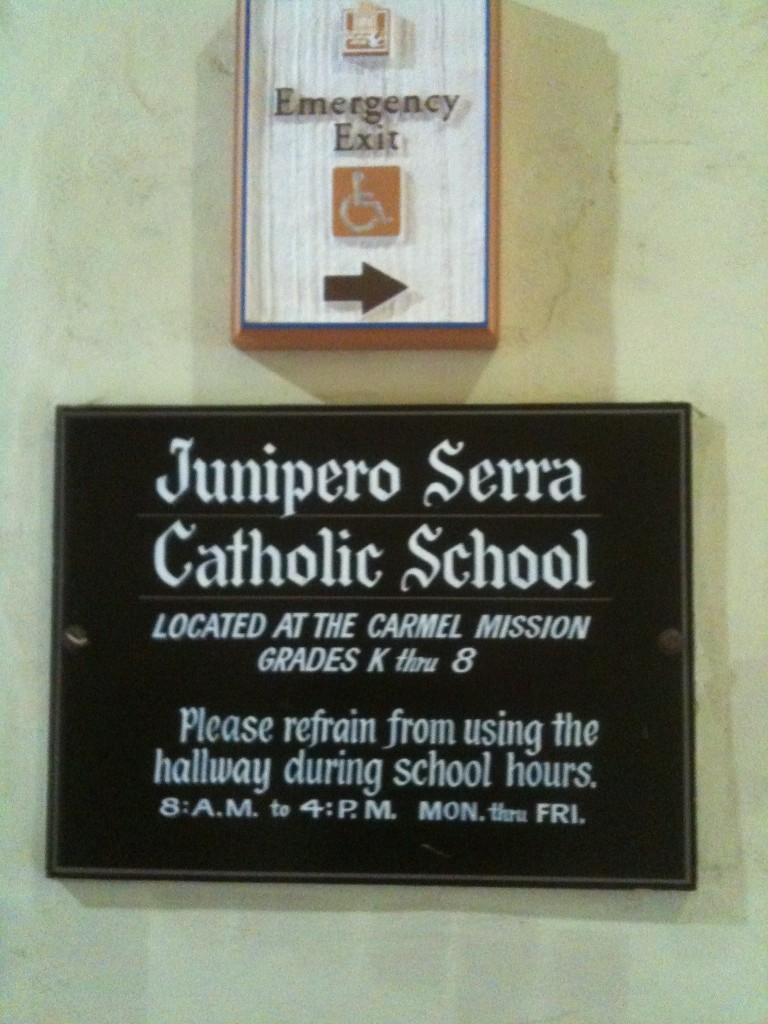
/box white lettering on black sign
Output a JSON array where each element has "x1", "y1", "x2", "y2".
[{"x1": 48, "y1": 406, "x2": 694, "y2": 888}]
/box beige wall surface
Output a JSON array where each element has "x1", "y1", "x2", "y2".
[{"x1": 1, "y1": 1, "x2": 765, "y2": 1021}]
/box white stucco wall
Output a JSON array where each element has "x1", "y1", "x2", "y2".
[{"x1": 1, "y1": 2, "x2": 765, "y2": 1021}]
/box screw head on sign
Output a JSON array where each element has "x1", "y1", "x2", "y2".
[
  {"x1": 63, "y1": 625, "x2": 90, "y2": 652},
  {"x1": 657, "y1": 629, "x2": 683, "y2": 657}
]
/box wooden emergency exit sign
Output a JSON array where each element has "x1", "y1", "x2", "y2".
[{"x1": 232, "y1": 0, "x2": 499, "y2": 350}]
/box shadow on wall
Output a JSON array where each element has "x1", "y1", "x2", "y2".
[
  {"x1": 190, "y1": 3, "x2": 619, "y2": 404},
  {"x1": 687, "y1": 412, "x2": 745, "y2": 922}
]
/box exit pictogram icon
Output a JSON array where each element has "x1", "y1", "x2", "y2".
[
  {"x1": 333, "y1": 166, "x2": 401, "y2": 238},
  {"x1": 343, "y1": 3, "x2": 391, "y2": 57}
]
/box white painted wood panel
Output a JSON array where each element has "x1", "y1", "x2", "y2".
[{"x1": 238, "y1": 0, "x2": 491, "y2": 330}]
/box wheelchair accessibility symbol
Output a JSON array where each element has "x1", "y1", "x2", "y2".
[{"x1": 333, "y1": 166, "x2": 401, "y2": 238}]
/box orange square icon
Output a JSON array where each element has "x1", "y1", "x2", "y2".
[
  {"x1": 343, "y1": 4, "x2": 391, "y2": 57},
  {"x1": 332, "y1": 166, "x2": 401, "y2": 238}
]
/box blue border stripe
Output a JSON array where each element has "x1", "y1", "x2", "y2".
[
  {"x1": 239, "y1": 0, "x2": 253, "y2": 327},
  {"x1": 484, "y1": 0, "x2": 491, "y2": 327},
  {"x1": 241, "y1": 320, "x2": 489, "y2": 331}
]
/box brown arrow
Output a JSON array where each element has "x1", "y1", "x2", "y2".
[{"x1": 324, "y1": 262, "x2": 407, "y2": 314}]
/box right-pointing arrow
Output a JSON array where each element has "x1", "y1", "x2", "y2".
[{"x1": 324, "y1": 262, "x2": 407, "y2": 314}]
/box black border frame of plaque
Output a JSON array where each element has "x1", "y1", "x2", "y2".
[{"x1": 48, "y1": 404, "x2": 695, "y2": 888}]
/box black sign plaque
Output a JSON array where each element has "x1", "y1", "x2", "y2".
[{"x1": 48, "y1": 405, "x2": 694, "y2": 888}]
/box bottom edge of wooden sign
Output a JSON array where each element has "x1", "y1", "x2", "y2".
[{"x1": 233, "y1": 324, "x2": 498, "y2": 351}]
